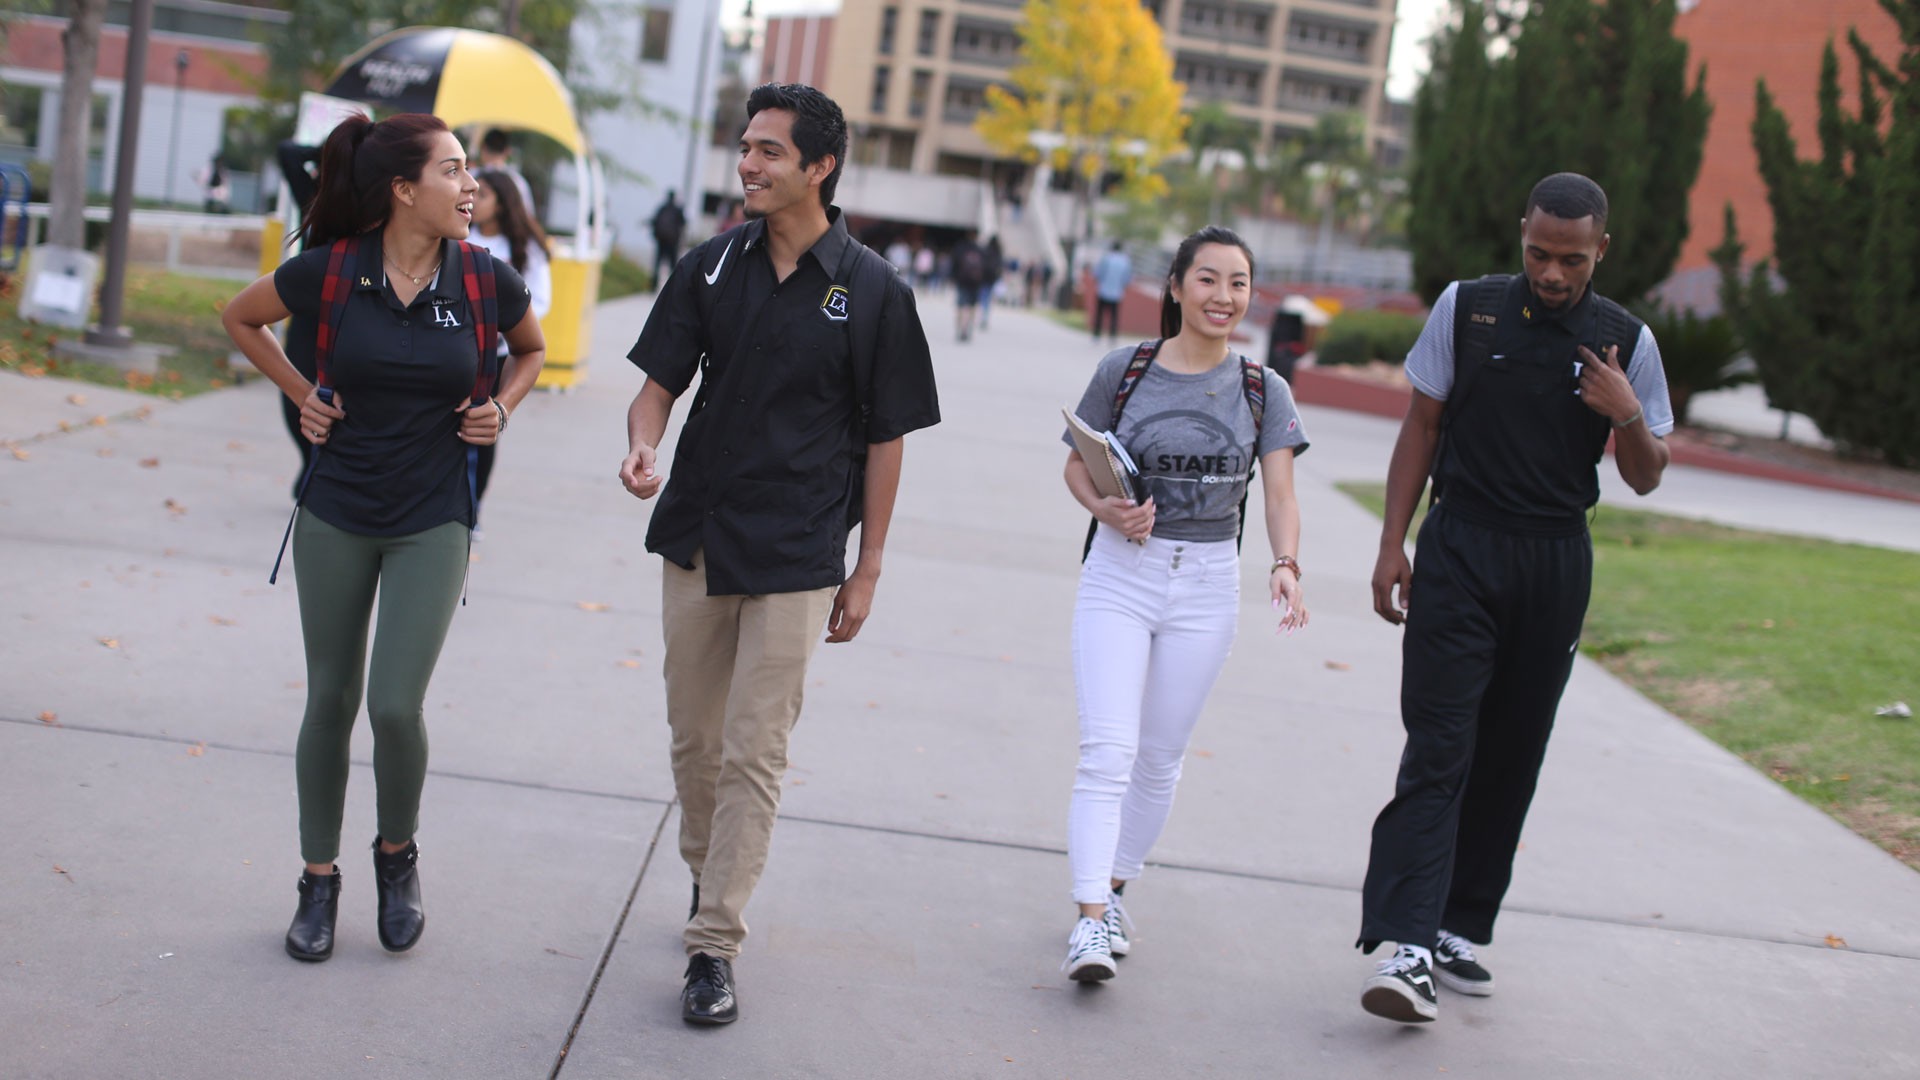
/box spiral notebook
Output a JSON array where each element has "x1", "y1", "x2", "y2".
[{"x1": 1063, "y1": 409, "x2": 1145, "y2": 503}]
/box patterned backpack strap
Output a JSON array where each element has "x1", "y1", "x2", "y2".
[
  {"x1": 1108, "y1": 339, "x2": 1161, "y2": 426},
  {"x1": 1240, "y1": 355, "x2": 1265, "y2": 431},
  {"x1": 313, "y1": 236, "x2": 359, "y2": 391},
  {"x1": 458, "y1": 241, "x2": 500, "y2": 403}
]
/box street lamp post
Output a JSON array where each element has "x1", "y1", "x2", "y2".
[{"x1": 164, "y1": 49, "x2": 189, "y2": 206}]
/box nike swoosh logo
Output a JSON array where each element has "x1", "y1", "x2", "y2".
[{"x1": 704, "y1": 239, "x2": 732, "y2": 286}]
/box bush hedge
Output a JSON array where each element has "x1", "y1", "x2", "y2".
[{"x1": 1315, "y1": 309, "x2": 1425, "y2": 367}]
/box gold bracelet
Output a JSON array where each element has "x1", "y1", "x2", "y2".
[{"x1": 1269, "y1": 555, "x2": 1302, "y2": 579}]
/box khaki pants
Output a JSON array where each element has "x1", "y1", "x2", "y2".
[{"x1": 662, "y1": 551, "x2": 835, "y2": 959}]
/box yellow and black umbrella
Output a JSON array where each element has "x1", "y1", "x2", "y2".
[{"x1": 324, "y1": 25, "x2": 606, "y2": 252}]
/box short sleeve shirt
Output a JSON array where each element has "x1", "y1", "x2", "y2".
[
  {"x1": 1404, "y1": 281, "x2": 1675, "y2": 437},
  {"x1": 629, "y1": 209, "x2": 941, "y2": 595},
  {"x1": 275, "y1": 234, "x2": 530, "y2": 536},
  {"x1": 1065, "y1": 347, "x2": 1309, "y2": 542}
]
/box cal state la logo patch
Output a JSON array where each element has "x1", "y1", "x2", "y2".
[{"x1": 821, "y1": 285, "x2": 850, "y2": 322}]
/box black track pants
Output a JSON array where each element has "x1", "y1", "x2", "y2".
[{"x1": 1359, "y1": 504, "x2": 1592, "y2": 950}]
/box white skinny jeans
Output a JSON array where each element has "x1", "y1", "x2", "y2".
[{"x1": 1069, "y1": 523, "x2": 1240, "y2": 903}]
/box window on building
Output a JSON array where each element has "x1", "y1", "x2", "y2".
[
  {"x1": 0, "y1": 83, "x2": 43, "y2": 150},
  {"x1": 917, "y1": 10, "x2": 940, "y2": 57},
  {"x1": 872, "y1": 65, "x2": 892, "y2": 115},
  {"x1": 888, "y1": 132, "x2": 916, "y2": 169},
  {"x1": 880, "y1": 7, "x2": 898, "y2": 55},
  {"x1": 909, "y1": 69, "x2": 933, "y2": 119},
  {"x1": 639, "y1": 6, "x2": 673, "y2": 63}
]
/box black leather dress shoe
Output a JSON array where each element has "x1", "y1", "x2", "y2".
[
  {"x1": 681, "y1": 953, "x2": 738, "y2": 1025},
  {"x1": 285, "y1": 868, "x2": 341, "y2": 962},
  {"x1": 371, "y1": 837, "x2": 425, "y2": 952}
]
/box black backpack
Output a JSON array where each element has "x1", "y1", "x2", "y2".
[
  {"x1": 1433, "y1": 273, "x2": 1638, "y2": 504},
  {"x1": 688, "y1": 221, "x2": 898, "y2": 528}
]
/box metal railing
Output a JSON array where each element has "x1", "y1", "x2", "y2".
[{"x1": 15, "y1": 203, "x2": 266, "y2": 279}]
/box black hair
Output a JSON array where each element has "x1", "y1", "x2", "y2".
[
  {"x1": 745, "y1": 82, "x2": 848, "y2": 208},
  {"x1": 1524, "y1": 172, "x2": 1609, "y2": 227},
  {"x1": 299, "y1": 113, "x2": 449, "y2": 249},
  {"x1": 1160, "y1": 226, "x2": 1256, "y2": 340},
  {"x1": 481, "y1": 128, "x2": 511, "y2": 155},
  {"x1": 476, "y1": 169, "x2": 550, "y2": 273}
]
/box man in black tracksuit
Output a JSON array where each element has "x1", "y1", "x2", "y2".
[{"x1": 1358, "y1": 173, "x2": 1675, "y2": 1023}]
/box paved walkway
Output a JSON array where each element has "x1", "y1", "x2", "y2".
[{"x1": 2, "y1": 288, "x2": 1917, "y2": 1079}]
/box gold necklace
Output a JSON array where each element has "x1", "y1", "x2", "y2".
[{"x1": 384, "y1": 252, "x2": 442, "y2": 287}]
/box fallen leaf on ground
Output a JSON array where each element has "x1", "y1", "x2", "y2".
[
  {"x1": 10, "y1": 448, "x2": 28, "y2": 461},
  {"x1": 1825, "y1": 934, "x2": 1848, "y2": 949},
  {"x1": 18, "y1": 364, "x2": 45, "y2": 377},
  {"x1": 38, "y1": 711, "x2": 57, "y2": 725},
  {"x1": 1191, "y1": 749, "x2": 1215, "y2": 758},
  {"x1": 208, "y1": 615, "x2": 236, "y2": 626},
  {"x1": 1325, "y1": 660, "x2": 1352, "y2": 671},
  {"x1": 98, "y1": 637, "x2": 119, "y2": 649},
  {"x1": 576, "y1": 601, "x2": 610, "y2": 612},
  {"x1": 866, "y1": 701, "x2": 880, "y2": 709},
  {"x1": 187, "y1": 743, "x2": 206, "y2": 757},
  {"x1": 89, "y1": 415, "x2": 107, "y2": 427},
  {"x1": 138, "y1": 457, "x2": 160, "y2": 468},
  {"x1": 58, "y1": 421, "x2": 73, "y2": 432},
  {"x1": 53, "y1": 865, "x2": 72, "y2": 881},
  {"x1": 617, "y1": 659, "x2": 641, "y2": 669},
  {"x1": 96, "y1": 448, "x2": 114, "y2": 458},
  {"x1": 163, "y1": 499, "x2": 187, "y2": 515},
  {"x1": 225, "y1": 441, "x2": 247, "y2": 452},
  {"x1": 66, "y1": 393, "x2": 87, "y2": 405}
]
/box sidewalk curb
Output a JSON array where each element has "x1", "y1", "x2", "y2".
[{"x1": 1290, "y1": 366, "x2": 1920, "y2": 506}]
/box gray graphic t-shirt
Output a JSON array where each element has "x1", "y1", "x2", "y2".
[{"x1": 1064, "y1": 346, "x2": 1310, "y2": 542}]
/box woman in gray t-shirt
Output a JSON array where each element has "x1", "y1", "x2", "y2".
[{"x1": 1056, "y1": 227, "x2": 1311, "y2": 982}]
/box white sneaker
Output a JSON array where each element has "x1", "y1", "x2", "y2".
[
  {"x1": 1103, "y1": 888, "x2": 1133, "y2": 957},
  {"x1": 1361, "y1": 945, "x2": 1438, "y2": 1022},
  {"x1": 1062, "y1": 916, "x2": 1116, "y2": 982},
  {"x1": 1434, "y1": 930, "x2": 1494, "y2": 996}
]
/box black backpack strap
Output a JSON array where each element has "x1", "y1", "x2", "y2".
[
  {"x1": 1084, "y1": 339, "x2": 1162, "y2": 560},
  {"x1": 1432, "y1": 274, "x2": 1509, "y2": 506},
  {"x1": 687, "y1": 222, "x2": 757, "y2": 417},
  {"x1": 1234, "y1": 356, "x2": 1266, "y2": 551},
  {"x1": 1594, "y1": 296, "x2": 1640, "y2": 370},
  {"x1": 834, "y1": 239, "x2": 896, "y2": 529},
  {"x1": 271, "y1": 237, "x2": 356, "y2": 585}
]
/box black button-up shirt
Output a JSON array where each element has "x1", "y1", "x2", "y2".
[
  {"x1": 275, "y1": 234, "x2": 530, "y2": 536},
  {"x1": 629, "y1": 209, "x2": 940, "y2": 595}
]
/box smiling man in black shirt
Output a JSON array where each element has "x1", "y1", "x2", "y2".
[{"x1": 618, "y1": 83, "x2": 940, "y2": 1026}]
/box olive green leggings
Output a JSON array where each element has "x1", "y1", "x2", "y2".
[{"x1": 292, "y1": 512, "x2": 468, "y2": 864}]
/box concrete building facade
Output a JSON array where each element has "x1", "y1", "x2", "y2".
[
  {"x1": 1, "y1": 0, "x2": 281, "y2": 209},
  {"x1": 821, "y1": 0, "x2": 1400, "y2": 182}
]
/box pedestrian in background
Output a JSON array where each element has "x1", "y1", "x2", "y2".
[
  {"x1": 467, "y1": 168, "x2": 553, "y2": 532},
  {"x1": 1092, "y1": 241, "x2": 1132, "y2": 343},
  {"x1": 650, "y1": 190, "x2": 687, "y2": 290}
]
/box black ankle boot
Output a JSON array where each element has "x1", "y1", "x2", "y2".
[
  {"x1": 371, "y1": 837, "x2": 425, "y2": 952},
  {"x1": 285, "y1": 868, "x2": 341, "y2": 962}
]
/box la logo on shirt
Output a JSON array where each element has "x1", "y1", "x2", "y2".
[{"x1": 431, "y1": 302, "x2": 462, "y2": 329}]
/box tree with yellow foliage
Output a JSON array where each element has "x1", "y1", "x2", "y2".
[{"x1": 975, "y1": 0, "x2": 1187, "y2": 246}]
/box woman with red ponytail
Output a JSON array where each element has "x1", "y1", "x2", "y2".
[{"x1": 221, "y1": 113, "x2": 545, "y2": 962}]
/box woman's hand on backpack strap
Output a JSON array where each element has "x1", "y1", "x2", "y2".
[
  {"x1": 299, "y1": 388, "x2": 345, "y2": 444},
  {"x1": 456, "y1": 398, "x2": 505, "y2": 445},
  {"x1": 1094, "y1": 495, "x2": 1154, "y2": 542}
]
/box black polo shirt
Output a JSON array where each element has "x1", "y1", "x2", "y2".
[
  {"x1": 630, "y1": 209, "x2": 940, "y2": 596},
  {"x1": 275, "y1": 233, "x2": 530, "y2": 537}
]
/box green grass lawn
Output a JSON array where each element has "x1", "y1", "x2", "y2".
[
  {"x1": 1, "y1": 265, "x2": 242, "y2": 398},
  {"x1": 1339, "y1": 481, "x2": 1920, "y2": 870}
]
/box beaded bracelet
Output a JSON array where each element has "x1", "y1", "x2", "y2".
[{"x1": 1269, "y1": 555, "x2": 1302, "y2": 579}]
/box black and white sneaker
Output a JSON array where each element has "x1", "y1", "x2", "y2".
[
  {"x1": 1434, "y1": 930, "x2": 1494, "y2": 996},
  {"x1": 1361, "y1": 945, "x2": 1438, "y2": 1022},
  {"x1": 1103, "y1": 887, "x2": 1133, "y2": 958},
  {"x1": 1062, "y1": 916, "x2": 1117, "y2": 982}
]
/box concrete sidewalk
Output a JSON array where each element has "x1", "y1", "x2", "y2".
[{"x1": 2, "y1": 286, "x2": 1917, "y2": 1079}]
